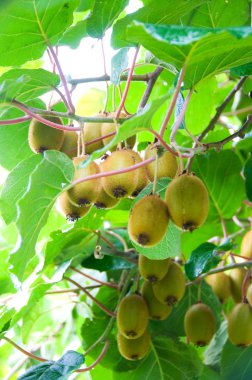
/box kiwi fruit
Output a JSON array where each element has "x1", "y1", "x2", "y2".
[
  {"x1": 68, "y1": 156, "x2": 101, "y2": 206},
  {"x1": 60, "y1": 131, "x2": 78, "y2": 158},
  {"x1": 229, "y1": 268, "x2": 246, "y2": 303},
  {"x1": 28, "y1": 116, "x2": 64, "y2": 153},
  {"x1": 184, "y1": 303, "x2": 215, "y2": 346},
  {"x1": 84, "y1": 114, "x2": 104, "y2": 154},
  {"x1": 129, "y1": 150, "x2": 148, "y2": 197},
  {"x1": 139, "y1": 255, "x2": 170, "y2": 283},
  {"x1": 94, "y1": 185, "x2": 120, "y2": 209},
  {"x1": 228, "y1": 303, "x2": 252, "y2": 346},
  {"x1": 241, "y1": 230, "x2": 252, "y2": 258},
  {"x1": 206, "y1": 272, "x2": 231, "y2": 303},
  {"x1": 144, "y1": 143, "x2": 178, "y2": 181},
  {"x1": 153, "y1": 261, "x2": 185, "y2": 306},
  {"x1": 101, "y1": 112, "x2": 136, "y2": 149},
  {"x1": 141, "y1": 281, "x2": 172, "y2": 320},
  {"x1": 165, "y1": 173, "x2": 209, "y2": 231},
  {"x1": 128, "y1": 194, "x2": 169, "y2": 247},
  {"x1": 57, "y1": 191, "x2": 90, "y2": 221},
  {"x1": 100, "y1": 150, "x2": 138, "y2": 198},
  {"x1": 247, "y1": 283, "x2": 252, "y2": 307},
  {"x1": 117, "y1": 329, "x2": 150, "y2": 360},
  {"x1": 117, "y1": 294, "x2": 149, "y2": 339}
]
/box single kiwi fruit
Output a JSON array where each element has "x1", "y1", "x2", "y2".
[
  {"x1": 144, "y1": 143, "x2": 178, "y2": 181},
  {"x1": 117, "y1": 294, "x2": 149, "y2": 339},
  {"x1": 129, "y1": 150, "x2": 148, "y2": 197},
  {"x1": 206, "y1": 272, "x2": 231, "y2": 303},
  {"x1": 60, "y1": 131, "x2": 78, "y2": 158},
  {"x1": 229, "y1": 268, "x2": 247, "y2": 303},
  {"x1": 68, "y1": 156, "x2": 101, "y2": 206},
  {"x1": 247, "y1": 283, "x2": 252, "y2": 307},
  {"x1": 84, "y1": 113, "x2": 104, "y2": 154},
  {"x1": 117, "y1": 329, "x2": 150, "y2": 361},
  {"x1": 128, "y1": 194, "x2": 169, "y2": 247},
  {"x1": 165, "y1": 173, "x2": 209, "y2": 231},
  {"x1": 184, "y1": 303, "x2": 215, "y2": 346},
  {"x1": 228, "y1": 303, "x2": 252, "y2": 346},
  {"x1": 153, "y1": 261, "x2": 185, "y2": 306},
  {"x1": 139, "y1": 255, "x2": 170, "y2": 283},
  {"x1": 28, "y1": 116, "x2": 64, "y2": 153},
  {"x1": 100, "y1": 150, "x2": 138, "y2": 198},
  {"x1": 241, "y1": 230, "x2": 252, "y2": 258},
  {"x1": 57, "y1": 191, "x2": 90, "y2": 221},
  {"x1": 94, "y1": 184, "x2": 120, "y2": 209},
  {"x1": 101, "y1": 112, "x2": 136, "y2": 149},
  {"x1": 141, "y1": 281, "x2": 172, "y2": 320}
]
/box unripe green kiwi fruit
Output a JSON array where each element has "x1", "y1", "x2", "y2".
[
  {"x1": 57, "y1": 191, "x2": 90, "y2": 221},
  {"x1": 229, "y1": 268, "x2": 246, "y2": 303},
  {"x1": 60, "y1": 131, "x2": 78, "y2": 158},
  {"x1": 68, "y1": 156, "x2": 101, "y2": 206},
  {"x1": 247, "y1": 283, "x2": 252, "y2": 307},
  {"x1": 28, "y1": 116, "x2": 64, "y2": 153},
  {"x1": 117, "y1": 294, "x2": 149, "y2": 339},
  {"x1": 141, "y1": 281, "x2": 172, "y2": 320},
  {"x1": 206, "y1": 272, "x2": 231, "y2": 303},
  {"x1": 228, "y1": 303, "x2": 252, "y2": 346},
  {"x1": 94, "y1": 185, "x2": 120, "y2": 209},
  {"x1": 100, "y1": 150, "x2": 138, "y2": 198},
  {"x1": 128, "y1": 194, "x2": 169, "y2": 247},
  {"x1": 153, "y1": 261, "x2": 185, "y2": 306},
  {"x1": 117, "y1": 329, "x2": 150, "y2": 360},
  {"x1": 144, "y1": 144, "x2": 178, "y2": 181},
  {"x1": 129, "y1": 150, "x2": 148, "y2": 197},
  {"x1": 241, "y1": 230, "x2": 252, "y2": 258},
  {"x1": 184, "y1": 303, "x2": 215, "y2": 346},
  {"x1": 139, "y1": 255, "x2": 170, "y2": 283},
  {"x1": 84, "y1": 114, "x2": 104, "y2": 154},
  {"x1": 101, "y1": 112, "x2": 136, "y2": 149},
  {"x1": 165, "y1": 173, "x2": 209, "y2": 231}
]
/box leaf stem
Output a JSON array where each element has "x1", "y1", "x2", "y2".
[
  {"x1": 69, "y1": 74, "x2": 151, "y2": 85},
  {"x1": 138, "y1": 66, "x2": 163, "y2": 110},
  {"x1": 2, "y1": 337, "x2": 47, "y2": 363},
  {"x1": 75, "y1": 340, "x2": 110, "y2": 372},
  {"x1": 70, "y1": 267, "x2": 118, "y2": 289},
  {"x1": 0, "y1": 115, "x2": 31, "y2": 125}
]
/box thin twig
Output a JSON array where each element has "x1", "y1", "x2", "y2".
[
  {"x1": 0, "y1": 115, "x2": 31, "y2": 125},
  {"x1": 3, "y1": 337, "x2": 47, "y2": 363},
  {"x1": 75, "y1": 340, "x2": 110, "y2": 373},
  {"x1": 70, "y1": 267, "x2": 118, "y2": 289},
  {"x1": 138, "y1": 66, "x2": 163, "y2": 110},
  {"x1": 69, "y1": 74, "x2": 151, "y2": 85}
]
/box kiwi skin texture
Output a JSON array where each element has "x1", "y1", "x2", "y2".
[
  {"x1": 141, "y1": 281, "x2": 172, "y2": 320},
  {"x1": 229, "y1": 268, "x2": 246, "y2": 303},
  {"x1": 128, "y1": 194, "x2": 169, "y2": 247},
  {"x1": 117, "y1": 294, "x2": 149, "y2": 339},
  {"x1": 68, "y1": 156, "x2": 101, "y2": 207},
  {"x1": 144, "y1": 143, "x2": 178, "y2": 181},
  {"x1": 28, "y1": 116, "x2": 64, "y2": 153},
  {"x1": 206, "y1": 272, "x2": 231, "y2": 303},
  {"x1": 139, "y1": 255, "x2": 170, "y2": 283},
  {"x1": 241, "y1": 230, "x2": 252, "y2": 258},
  {"x1": 247, "y1": 284, "x2": 252, "y2": 307},
  {"x1": 94, "y1": 185, "x2": 120, "y2": 209},
  {"x1": 100, "y1": 150, "x2": 138, "y2": 199},
  {"x1": 60, "y1": 131, "x2": 78, "y2": 158},
  {"x1": 165, "y1": 173, "x2": 209, "y2": 231},
  {"x1": 84, "y1": 114, "x2": 104, "y2": 154},
  {"x1": 57, "y1": 191, "x2": 90, "y2": 221},
  {"x1": 228, "y1": 303, "x2": 252, "y2": 346},
  {"x1": 153, "y1": 261, "x2": 185, "y2": 306},
  {"x1": 101, "y1": 112, "x2": 136, "y2": 149},
  {"x1": 117, "y1": 330, "x2": 150, "y2": 361},
  {"x1": 128, "y1": 150, "x2": 148, "y2": 197},
  {"x1": 184, "y1": 303, "x2": 215, "y2": 347}
]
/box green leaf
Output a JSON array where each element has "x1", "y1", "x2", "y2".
[
  {"x1": 0, "y1": 306, "x2": 16, "y2": 338},
  {"x1": 193, "y1": 150, "x2": 246, "y2": 221},
  {"x1": 111, "y1": 48, "x2": 130, "y2": 85},
  {"x1": 0, "y1": 0, "x2": 79, "y2": 66},
  {"x1": 112, "y1": 0, "x2": 207, "y2": 48},
  {"x1": 126, "y1": 23, "x2": 252, "y2": 88},
  {"x1": 231, "y1": 62, "x2": 252, "y2": 76},
  {"x1": 17, "y1": 350, "x2": 84, "y2": 380},
  {"x1": 0, "y1": 249, "x2": 15, "y2": 295},
  {"x1": 82, "y1": 254, "x2": 134, "y2": 272},
  {"x1": 244, "y1": 159, "x2": 252, "y2": 201},
  {"x1": 204, "y1": 321, "x2": 228, "y2": 369},
  {"x1": 221, "y1": 341, "x2": 252, "y2": 380},
  {"x1": 9, "y1": 151, "x2": 74, "y2": 282},
  {"x1": 86, "y1": 0, "x2": 129, "y2": 38},
  {"x1": 59, "y1": 20, "x2": 88, "y2": 49}
]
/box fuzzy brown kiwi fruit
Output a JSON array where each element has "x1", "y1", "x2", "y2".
[
  {"x1": 165, "y1": 173, "x2": 209, "y2": 231},
  {"x1": 94, "y1": 185, "x2": 120, "y2": 209},
  {"x1": 117, "y1": 330, "x2": 150, "y2": 360},
  {"x1": 247, "y1": 283, "x2": 252, "y2": 307},
  {"x1": 184, "y1": 303, "x2": 215, "y2": 346},
  {"x1": 229, "y1": 268, "x2": 247, "y2": 303},
  {"x1": 84, "y1": 113, "x2": 104, "y2": 154},
  {"x1": 141, "y1": 281, "x2": 172, "y2": 320},
  {"x1": 57, "y1": 191, "x2": 90, "y2": 221},
  {"x1": 68, "y1": 156, "x2": 101, "y2": 206},
  {"x1": 60, "y1": 131, "x2": 78, "y2": 158},
  {"x1": 241, "y1": 230, "x2": 252, "y2": 258},
  {"x1": 28, "y1": 116, "x2": 64, "y2": 153},
  {"x1": 153, "y1": 261, "x2": 185, "y2": 306},
  {"x1": 228, "y1": 303, "x2": 252, "y2": 346},
  {"x1": 100, "y1": 150, "x2": 138, "y2": 198},
  {"x1": 144, "y1": 143, "x2": 178, "y2": 181},
  {"x1": 206, "y1": 272, "x2": 231, "y2": 303},
  {"x1": 101, "y1": 112, "x2": 136, "y2": 149},
  {"x1": 128, "y1": 194, "x2": 169, "y2": 247},
  {"x1": 139, "y1": 255, "x2": 170, "y2": 283},
  {"x1": 117, "y1": 294, "x2": 149, "y2": 339},
  {"x1": 128, "y1": 150, "x2": 148, "y2": 197}
]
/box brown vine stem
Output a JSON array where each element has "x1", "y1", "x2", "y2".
[
  {"x1": 223, "y1": 105, "x2": 252, "y2": 116},
  {"x1": 75, "y1": 340, "x2": 110, "y2": 373},
  {"x1": 63, "y1": 276, "x2": 116, "y2": 317},
  {"x1": 45, "y1": 285, "x2": 102, "y2": 295},
  {"x1": 2, "y1": 337, "x2": 47, "y2": 363},
  {"x1": 149, "y1": 129, "x2": 192, "y2": 158},
  {"x1": 138, "y1": 66, "x2": 163, "y2": 110},
  {"x1": 70, "y1": 267, "x2": 118, "y2": 289},
  {"x1": 0, "y1": 115, "x2": 31, "y2": 125}
]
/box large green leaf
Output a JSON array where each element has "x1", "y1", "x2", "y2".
[
  {"x1": 0, "y1": 306, "x2": 16, "y2": 338},
  {"x1": 204, "y1": 321, "x2": 228, "y2": 369},
  {"x1": 221, "y1": 341, "x2": 252, "y2": 380},
  {"x1": 244, "y1": 158, "x2": 252, "y2": 201},
  {"x1": 0, "y1": 0, "x2": 79, "y2": 66},
  {"x1": 126, "y1": 23, "x2": 252, "y2": 88},
  {"x1": 59, "y1": 20, "x2": 88, "y2": 48},
  {"x1": 0, "y1": 249, "x2": 15, "y2": 295},
  {"x1": 9, "y1": 151, "x2": 74, "y2": 282}
]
